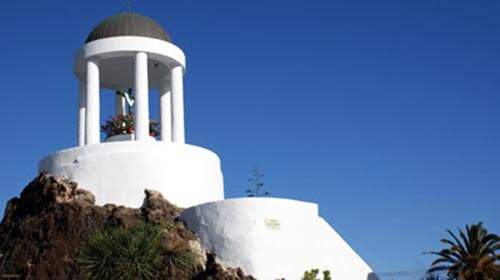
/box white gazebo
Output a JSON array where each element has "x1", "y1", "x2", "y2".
[
  {"x1": 73, "y1": 13, "x2": 186, "y2": 145},
  {"x1": 40, "y1": 13, "x2": 224, "y2": 208}
]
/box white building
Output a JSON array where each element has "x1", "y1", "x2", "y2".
[{"x1": 39, "y1": 13, "x2": 378, "y2": 280}]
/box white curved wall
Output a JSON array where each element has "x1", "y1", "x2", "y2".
[
  {"x1": 39, "y1": 142, "x2": 224, "y2": 208},
  {"x1": 180, "y1": 198, "x2": 376, "y2": 280}
]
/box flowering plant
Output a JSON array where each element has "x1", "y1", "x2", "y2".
[
  {"x1": 101, "y1": 114, "x2": 160, "y2": 139},
  {"x1": 149, "y1": 120, "x2": 160, "y2": 137}
]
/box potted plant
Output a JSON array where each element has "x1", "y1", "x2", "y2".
[
  {"x1": 149, "y1": 119, "x2": 160, "y2": 137},
  {"x1": 101, "y1": 115, "x2": 160, "y2": 141}
]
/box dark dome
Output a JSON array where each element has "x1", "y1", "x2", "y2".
[{"x1": 86, "y1": 13, "x2": 171, "y2": 43}]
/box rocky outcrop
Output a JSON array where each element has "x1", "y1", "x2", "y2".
[{"x1": 0, "y1": 173, "x2": 254, "y2": 280}]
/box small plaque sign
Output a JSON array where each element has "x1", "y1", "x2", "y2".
[{"x1": 265, "y1": 219, "x2": 281, "y2": 230}]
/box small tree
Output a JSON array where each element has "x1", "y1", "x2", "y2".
[{"x1": 245, "y1": 167, "x2": 270, "y2": 197}]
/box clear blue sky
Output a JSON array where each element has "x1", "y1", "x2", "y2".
[{"x1": 0, "y1": 0, "x2": 498, "y2": 278}]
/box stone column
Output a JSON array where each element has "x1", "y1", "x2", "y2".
[
  {"x1": 78, "y1": 79, "x2": 87, "y2": 146},
  {"x1": 134, "y1": 52, "x2": 149, "y2": 141},
  {"x1": 171, "y1": 66, "x2": 185, "y2": 143},
  {"x1": 159, "y1": 80, "x2": 172, "y2": 142},
  {"x1": 85, "y1": 60, "x2": 100, "y2": 145}
]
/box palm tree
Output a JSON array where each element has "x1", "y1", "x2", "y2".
[
  {"x1": 421, "y1": 273, "x2": 443, "y2": 280},
  {"x1": 426, "y1": 222, "x2": 500, "y2": 280}
]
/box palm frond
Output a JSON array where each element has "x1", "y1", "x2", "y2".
[{"x1": 425, "y1": 222, "x2": 500, "y2": 280}]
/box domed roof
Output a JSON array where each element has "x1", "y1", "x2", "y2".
[{"x1": 86, "y1": 13, "x2": 171, "y2": 43}]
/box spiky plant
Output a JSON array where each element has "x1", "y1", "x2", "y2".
[
  {"x1": 79, "y1": 223, "x2": 166, "y2": 280},
  {"x1": 426, "y1": 222, "x2": 500, "y2": 280},
  {"x1": 164, "y1": 244, "x2": 199, "y2": 276}
]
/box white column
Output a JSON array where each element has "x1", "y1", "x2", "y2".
[
  {"x1": 134, "y1": 52, "x2": 149, "y2": 141},
  {"x1": 171, "y1": 66, "x2": 185, "y2": 143},
  {"x1": 159, "y1": 80, "x2": 172, "y2": 142},
  {"x1": 78, "y1": 79, "x2": 87, "y2": 146},
  {"x1": 115, "y1": 92, "x2": 126, "y2": 116},
  {"x1": 85, "y1": 60, "x2": 100, "y2": 145}
]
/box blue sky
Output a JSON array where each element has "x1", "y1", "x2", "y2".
[{"x1": 0, "y1": 0, "x2": 499, "y2": 278}]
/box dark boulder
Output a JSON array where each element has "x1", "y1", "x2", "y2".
[{"x1": 0, "y1": 173, "x2": 254, "y2": 280}]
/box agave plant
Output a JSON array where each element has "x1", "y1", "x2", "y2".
[
  {"x1": 426, "y1": 222, "x2": 500, "y2": 280},
  {"x1": 79, "y1": 222, "x2": 199, "y2": 280},
  {"x1": 245, "y1": 168, "x2": 270, "y2": 197},
  {"x1": 163, "y1": 243, "x2": 199, "y2": 276}
]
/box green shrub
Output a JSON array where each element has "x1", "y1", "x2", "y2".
[
  {"x1": 79, "y1": 222, "x2": 198, "y2": 280},
  {"x1": 303, "y1": 268, "x2": 332, "y2": 280},
  {"x1": 323, "y1": 270, "x2": 332, "y2": 280},
  {"x1": 164, "y1": 244, "x2": 199, "y2": 275}
]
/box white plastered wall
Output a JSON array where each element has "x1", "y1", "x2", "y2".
[
  {"x1": 39, "y1": 142, "x2": 224, "y2": 208},
  {"x1": 180, "y1": 198, "x2": 377, "y2": 280}
]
